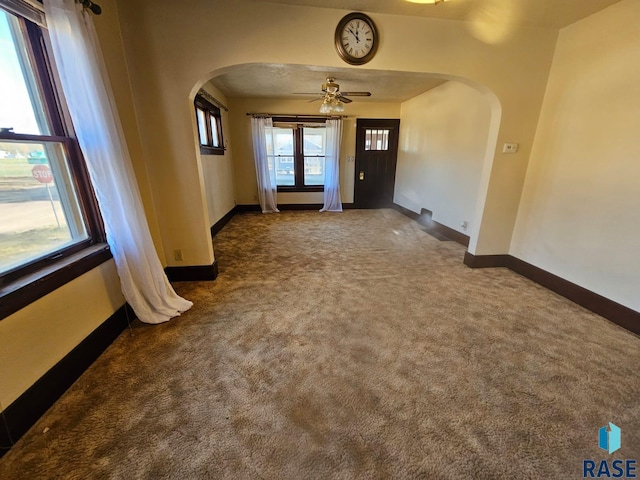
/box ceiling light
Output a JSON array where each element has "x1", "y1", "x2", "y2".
[
  {"x1": 319, "y1": 94, "x2": 345, "y2": 114},
  {"x1": 405, "y1": 0, "x2": 448, "y2": 4}
]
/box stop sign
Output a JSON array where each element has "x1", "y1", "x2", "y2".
[{"x1": 32, "y1": 165, "x2": 53, "y2": 184}]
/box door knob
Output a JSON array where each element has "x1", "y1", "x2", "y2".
[{"x1": 359, "y1": 171, "x2": 365, "y2": 180}]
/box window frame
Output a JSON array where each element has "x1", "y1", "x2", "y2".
[
  {"x1": 273, "y1": 117, "x2": 326, "y2": 193},
  {"x1": 0, "y1": 7, "x2": 109, "y2": 320},
  {"x1": 194, "y1": 94, "x2": 224, "y2": 155}
]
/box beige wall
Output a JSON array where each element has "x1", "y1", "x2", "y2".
[
  {"x1": 395, "y1": 81, "x2": 492, "y2": 234},
  {"x1": 0, "y1": 260, "x2": 124, "y2": 407},
  {"x1": 227, "y1": 97, "x2": 400, "y2": 206},
  {"x1": 113, "y1": 0, "x2": 558, "y2": 264},
  {"x1": 199, "y1": 83, "x2": 236, "y2": 227},
  {"x1": 511, "y1": 0, "x2": 640, "y2": 311}
]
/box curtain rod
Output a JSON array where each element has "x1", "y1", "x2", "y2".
[
  {"x1": 198, "y1": 89, "x2": 229, "y2": 112},
  {"x1": 246, "y1": 113, "x2": 348, "y2": 119}
]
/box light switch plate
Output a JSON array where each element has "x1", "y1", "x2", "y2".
[{"x1": 503, "y1": 143, "x2": 519, "y2": 153}]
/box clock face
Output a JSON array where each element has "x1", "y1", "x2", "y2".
[
  {"x1": 340, "y1": 19, "x2": 374, "y2": 59},
  {"x1": 335, "y1": 13, "x2": 378, "y2": 65}
]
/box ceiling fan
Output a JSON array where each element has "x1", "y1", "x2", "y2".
[{"x1": 294, "y1": 77, "x2": 371, "y2": 112}]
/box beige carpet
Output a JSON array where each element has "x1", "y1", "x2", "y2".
[{"x1": 1, "y1": 209, "x2": 639, "y2": 479}]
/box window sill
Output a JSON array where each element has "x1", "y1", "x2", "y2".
[
  {"x1": 199, "y1": 146, "x2": 225, "y2": 156},
  {"x1": 277, "y1": 186, "x2": 324, "y2": 193},
  {"x1": 0, "y1": 244, "x2": 113, "y2": 321}
]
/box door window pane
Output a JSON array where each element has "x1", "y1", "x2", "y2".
[
  {"x1": 364, "y1": 128, "x2": 390, "y2": 151},
  {"x1": 0, "y1": 141, "x2": 88, "y2": 274},
  {"x1": 0, "y1": 10, "x2": 50, "y2": 135}
]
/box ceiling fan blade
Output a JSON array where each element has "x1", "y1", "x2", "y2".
[
  {"x1": 293, "y1": 93, "x2": 323, "y2": 95},
  {"x1": 341, "y1": 92, "x2": 372, "y2": 97},
  {"x1": 338, "y1": 96, "x2": 352, "y2": 104},
  {"x1": 307, "y1": 97, "x2": 324, "y2": 103}
]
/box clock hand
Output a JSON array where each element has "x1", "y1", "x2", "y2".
[{"x1": 348, "y1": 28, "x2": 360, "y2": 43}]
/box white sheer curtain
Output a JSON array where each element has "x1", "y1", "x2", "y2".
[
  {"x1": 44, "y1": 0, "x2": 192, "y2": 324},
  {"x1": 320, "y1": 118, "x2": 343, "y2": 212},
  {"x1": 251, "y1": 117, "x2": 279, "y2": 213}
]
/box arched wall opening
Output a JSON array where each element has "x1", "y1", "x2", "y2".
[
  {"x1": 110, "y1": 0, "x2": 559, "y2": 271},
  {"x1": 188, "y1": 63, "x2": 502, "y2": 258}
]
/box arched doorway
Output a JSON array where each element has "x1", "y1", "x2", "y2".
[{"x1": 190, "y1": 63, "x2": 501, "y2": 255}]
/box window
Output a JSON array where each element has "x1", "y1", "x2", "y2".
[
  {"x1": 364, "y1": 128, "x2": 390, "y2": 151},
  {"x1": 194, "y1": 94, "x2": 224, "y2": 155},
  {"x1": 0, "y1": 5, "x2": 106, "y2": 314},
  {"x1": 269, "y1": 126, "x2": 295, "y2": 187},
  {"x1": 269, "y1": 119, "x2": 326, "y2": 191}
]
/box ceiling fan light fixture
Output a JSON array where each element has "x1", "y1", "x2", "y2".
[
  {"x1": 319, "y1": 100, "x2": 332, "y2": 114},
  {"x1": 319, "y1": 94, "x2": 344, "y2": 114},
  {"x1": 322, "y1": 78, "x2": 339, "y2": 95},
  {"x1": 405, "y1": 0, "x2": 448, "y2": 4},
  {"x1": 307, "y1": 77, "x2": 370, "y2": 114}
]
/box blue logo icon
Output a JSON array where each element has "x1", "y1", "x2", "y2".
[
  {"x1": 583, "y1": 423, "x2": 636, "y2": 478},
  {"x1": 599, "y1": 422, "x2": 621, "y2": 454}
]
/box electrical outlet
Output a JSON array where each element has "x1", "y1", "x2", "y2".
[{"x1": 174, "y1": 249, "x2": 183, "y2": 261}]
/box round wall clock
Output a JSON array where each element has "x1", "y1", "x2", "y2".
[{"x1": 335, "y1": 12, "x2": 378, "y2": 66}]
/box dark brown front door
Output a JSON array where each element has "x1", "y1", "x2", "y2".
[{"x1": 354, "y1": 119, "x2": 400, "y2": 208}]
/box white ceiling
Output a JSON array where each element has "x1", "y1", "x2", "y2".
[
  {"x1": 253, "y1": 0, "x2": 622, "y2": 28},
  {"x1": 211, "y1": 0, "x2": 622, "y2": 104}
]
